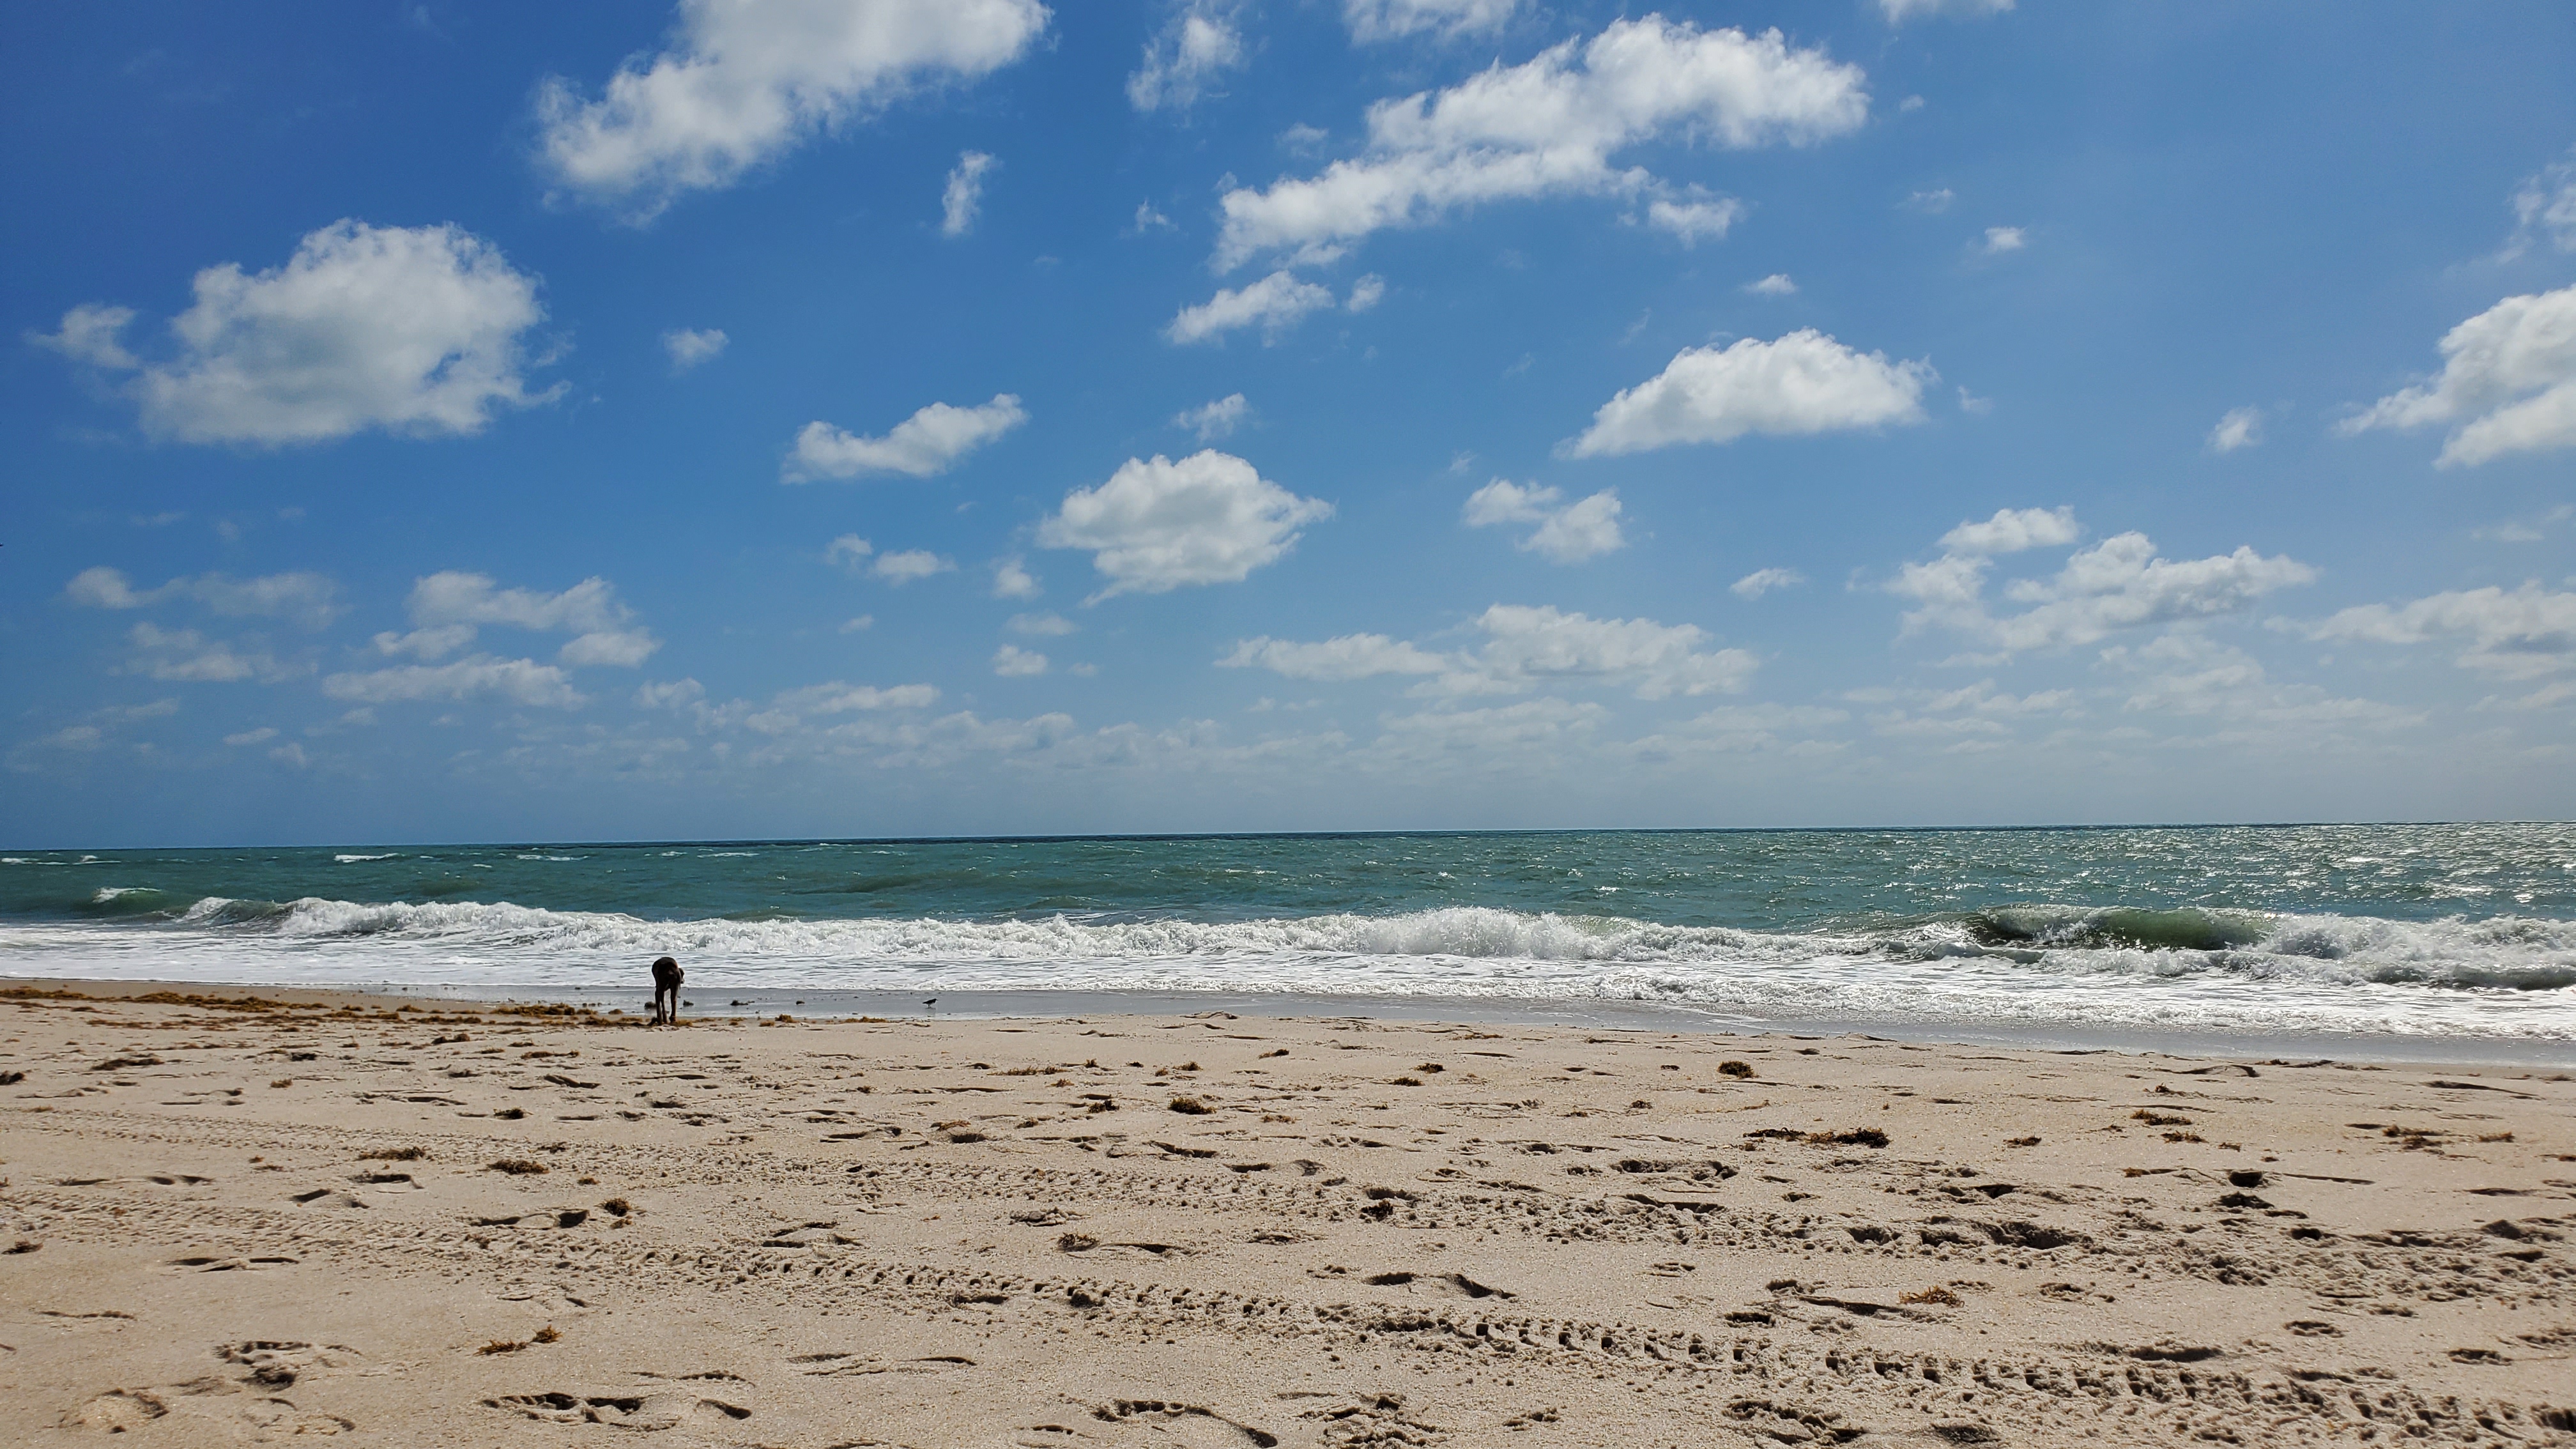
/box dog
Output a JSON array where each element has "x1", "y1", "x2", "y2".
[{"x1": 650, "y1": 955, "x2": 684, "y2": 1026}]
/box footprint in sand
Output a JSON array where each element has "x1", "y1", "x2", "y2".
[
  {"x1": 486, "y1": 1389, "x2": 749, "y2": 1430},
  {"x1": 1087, "y1": 1399, "x2": 1279, "y2": 1448}
]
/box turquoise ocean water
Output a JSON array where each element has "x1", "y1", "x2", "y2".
[{"x1": 4, "y1": 825, "x2": 2572, "y2": 1046}]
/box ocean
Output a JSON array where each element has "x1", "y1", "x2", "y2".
[{"x1": 4, "y1": 825, "x2": 2572, "y2": 1053}]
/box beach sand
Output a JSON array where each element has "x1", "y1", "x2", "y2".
[{"x1": 2, "y1": 983, "x2": 2571, "y2": 1446}]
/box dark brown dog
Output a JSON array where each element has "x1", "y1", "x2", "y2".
[{"x1": 650, "y1": 955, "x2": 684, "y2": 1026}]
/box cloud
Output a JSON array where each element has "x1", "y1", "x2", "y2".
[
  {"x1": 1222, "y1": 633, "x2": 1451, "y2": 680},
  {"x1": 34, "y1": 221, "x2": 553, "y2": 445},
  {"x1": 634, "y1": 678, "x2": 707, "y2": 710},
  {"x1": 1880, "y1": 0, "x2": 2012, "y2": 19},
  {"x1": 2103, "y1": 632, "x2": 2417, "y2": 733},
  {"x1": 1891, "y1": 511, "x2": 2315, "y2": 652},
  {"x1": 321, "y1": 656, "x2": 585, "y2": 709},
  {"x1": 6, "y1": 700, "x2": 179, "y2": 772},
  {"x1": 2506, "y1": 146, "x2": 2576, "y2": 258},
  {"x1": 1459, "y1": 604, "x2": 1754, "y2": 698},
  {"x1": 840, "y1": 615, "x2": 876, "y2": 633},
  {"x1": 737, "y1": 679, "x2": 942, "y2": 733},
  {"x1": 992, "y1": 643, "x2": 1049, "y2": 676},
  {"x1": 1008, "y1": 611, "x2": 1078, "y2": 636},
  {"x1": 1981, "y1": 226, "x2": 2025, "y2": 254},
  {"x1": 1165, "y1": 272, "x2": 1337, "y2": 344},
  {"x1": 662, "y1": 326, "x2": 728, "y2": 371},
  {"x1": 1639, "y1": 189, "x2": 1743, "y2": 245},
  {"x1": 125, "y1": 622, "x2": 305, "y2": 684},
  {"x1": 1460, "y1": 480, "x2": 1625, "y2": 563},
  {"x1": 1213, "y1": 18, "x2": 1867, "y2": 270},
  {"x1": 1174, "y1": 392, "x2": 1251, "y2": 440},
  {"x1": 1565, "y1": 328, "x2": 1932, "y2": 457},
  {"x1": 2207, "y1": 406, "x2": 2263, "y2": 453},
  {"x1": 1744, "y1": 273, "x2": 1796, "y2": 295},
  {"x1": 1038, "y1": 450, "x2": 1332, "y2": 598},
  {"x1": 409, "y1": 571, "x2": 625, "y2": 632},
  {"x1": 222, "y1": 727, "x2": 278, "y2": 746},
  {"x1": 27, "y1": 303, "x2": 139, "y2": 368},
  {"x1": 1127, "y1": 2, "x2": 1245, "y2": 113},
  {"x1": 871, "y1": 549, "x2": 953, "y2": 586},
  {"x1": 831, "y1": 537, "x2": 951, "y2": 585},
  {"x1": 1227, "y1": 604, "x2": 1754, "y2": 700},
  {"x1": 786, "y1": 392, "x2": 1027, "y2": 479},
  {"x1": 1730, "y1": 567, "x2": 1805, "y2": 599},
  {"x1": 1938, "y1": 505, "x2": 2080, "y2": 555},
  {"x1": 1346, "y1": 274, "x2": 1386, "y2": 312},
  {"x1": 991, "y1": 557, "x2": 1041, "y2": 599},
  {"x1": 940, "y1": 150, "x2": 995, "y2": 236},
  {"x1": 1903, "y1": 187, "x2": 1954, "y2": 213},
  {"x1": 371, "y1": 624, "x2": 477, "y2": 661},
  {"x1": 1344, "y1": 0, "x2": 1522, "y2": 42},
  {"x1": 2338, "y1": 284, "x2": 2576, "y2": 467},
  {"x1": 558, "y1": 629, "x2": 664, "y2": 667},
  {"x1": 399, "y1": 570, "x2": 659, "y2": 668},
  {"x1": 2306, "y1": 583, "x2": 2576, "y2": 680},
  {"x1": 534, "y1": 0, "x2": 1050, "y2": 220},
  {"x1": 1130, "y1": 201, "x2": 1176, "y2": 234},
  {"x1": 65, "y1": 567, "x2": 342, "y2": 628}
]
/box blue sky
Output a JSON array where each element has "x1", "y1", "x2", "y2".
[{"x1": 6, "y1": 0, "x2": 2575, "y2": 847}]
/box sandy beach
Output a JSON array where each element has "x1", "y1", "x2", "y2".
[{"x1": 2, "y1": 983, "x2": 2571, "y2": 1447}]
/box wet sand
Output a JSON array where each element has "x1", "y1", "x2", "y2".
[{"x1": 3, "y1": 982, "x2": 2572, "y2": 1446}]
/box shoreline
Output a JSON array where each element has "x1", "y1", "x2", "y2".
[{"x1": 8, "y1": 974, "x2": 2574, "y2": 1070}]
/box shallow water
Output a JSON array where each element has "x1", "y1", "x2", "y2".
[{"x1": 4, "y1": 824, "x2": 2572, "y2": 1043}]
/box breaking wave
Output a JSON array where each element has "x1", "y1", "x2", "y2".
[{"x1": 3, "y1": 894, "x2": 2570, "y2": 1041}]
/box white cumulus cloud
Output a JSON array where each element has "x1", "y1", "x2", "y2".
[
  {"x1": 1639, "y1": 190, "x2": 1743, "y2": 245},
  {"x1": 1127, "y1": 2, "x2": 1245, "y2": 113},
  {"x1": 1174, "y1": 393, "x2": 1251, "y2": 440},
  {"x1": 1344, "y1": 0, "x2": 1522, "y2": 42},
  {"x1": 2339, "y1": 284, "x2": 2576, "y2": 468},
  {"x1": 1730, "y1": 567, "x2": 1805, "y2": 599},
  {"x1": 125, "y1": 622, "x2": 305, "y2": 685},
  {"x1": 940, "y1": 150, "x2": 995, "y2": 236},
  {"x1": 2207, "y1": 406, "x2": 2264, "y2": 454},
  {"x1": 1744, "y1": 273, "x2": 1796, "y2": 295},
  {"x1": 1213, "y1": 17, "x2": 1867, "y2": 270},
  {"x1": 1227, "y1": 604, "x2": 1753, "y2": 700},
  {"x1": 322, "y1": 656, "x2": 585, "y2": 709},
  {"x1": 992, "y1": 643, "x2": 1050, "y2": 677},
  {"x1": 786, "y1": 392, "x2": 1027, "y2": 480},
  {"x1": 1565, "y1": 328, "x2": 1932, "y2": 457},
  {"x1": 1879, "y1": 0, "x2": 2014, "y2": 19},
  {"x1": 2306, "y1": 583, "x2": 2576, "y2": 680},
  {"x1": 1891, "y1": 512, "x2": 2314, "y2": 652},
  {"x1": 1221, "y1": 634, "x2": 1451, "y2": 680},
  {"x1": 1166, "y1": 272, "x2": 1338, "y2": 345},
  {"x1": 1460, "y1": 480, "x2": 1624, "y2": 563},
  {"x1": 34, "y1": 221, "x2": 554, "y2": 446},
  {"x1": 871, "y1": 549, "x2": 953, "y2": 586},
  {"x1": 991, "y1": 557, "x2": 1041, "y2": 599},
  {"x1": 1939, "y1": 505, "x2": 2080, "y2": 556},
  {"x1": 1039, "y1": 450, "x2": 1332, "y2": 598},
  {"x1": 2507, "y1": 146, "x2": 2576, "y2": 258},
  {"x1": 1981, "y1": 226, "x2": 2025, "y2": 254},
  {"x1": 401, "y1": 571, "x2": 659, "y2": 668},
  {"x1": 65, "y1": 567, "x2": 342, "y2": 628},
  {"x1": 662, "y1": 326, "x2": 728, "y2": 371},
  {"x1": 1009, "y1": 611, "x2": 1077, "y2": 636},
  {"x1": 535, "y1": 0, "x2": 1050, "y2": 220}
]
